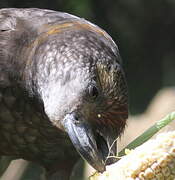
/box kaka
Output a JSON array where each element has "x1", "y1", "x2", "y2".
[{"x1": 0, "y1": 8, "x2": 128, "y2": 179}]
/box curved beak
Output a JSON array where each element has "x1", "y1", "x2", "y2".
[{"x1": 63, "y1": 113, "x2": 118, "y2": 172}]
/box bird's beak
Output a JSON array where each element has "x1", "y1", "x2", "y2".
[{"x1": 63, "y1": 113, "x2": 118, "y2": 173}]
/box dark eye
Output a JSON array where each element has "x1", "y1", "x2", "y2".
[{"x1": 88, "y1": 85, "x2": 99, "y2": 100}]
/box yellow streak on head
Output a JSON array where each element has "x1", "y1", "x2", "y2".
[
  {"x1": 45, "y1": 22, "x2": 74, "y2": 35},
  {"x1": 43, "y1": 21, "x2": 111, "y2": 41}
]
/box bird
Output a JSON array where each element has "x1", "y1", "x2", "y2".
[{"x1": 0, "y1": 8, "x2": 128, "y2": 179}]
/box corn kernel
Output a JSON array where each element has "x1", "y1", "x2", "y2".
[
  {"x1": 155, "y1": 173, "x2": 164, "y2": 180},
  {"x1": 162, "y1": 166, "x2": 171, "y2": 177},
  {"x1": 150, "y1": 162, "x2": 161, "y2": 173},
  {"x1": 144, "y1": 168, "x2": 155, "y2": 178},
  {"x1": 169, "y1": 147, "x2": 175, "y2": 157},
  {"x1": 138, "y1": 171, "x2": 145, "y2": 179}
]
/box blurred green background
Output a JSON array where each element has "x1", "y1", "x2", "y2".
[
  {"x1": 0, "y1": 0, "x2": 175, "y2": 179},
  {"x1": 1, "y1": 0, "x2": 175, "y2": 114}
]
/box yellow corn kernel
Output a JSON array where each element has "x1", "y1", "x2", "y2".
[{"x1": 89, "y1": 131, "x2": 175, "y2": 180}]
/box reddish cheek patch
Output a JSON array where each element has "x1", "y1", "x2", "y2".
[{"x1": 93, "y1": 104, "x2": 128, "y2": 135}]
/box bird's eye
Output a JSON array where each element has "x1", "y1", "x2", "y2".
[{"x1": 88, "y1": 85, "x2": 99, "y2": 100}]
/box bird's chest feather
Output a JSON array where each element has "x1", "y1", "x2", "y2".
[{"x1": 0, "y1": 86, "x2": 76, "y2": 166}]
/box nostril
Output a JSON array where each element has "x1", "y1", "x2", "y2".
[
  {"x1": 71, "y1": 112, "x2": 79, "y2": 122},
  {"x1": 74, "y1": 115, "x2": 79, "y2": 121}
]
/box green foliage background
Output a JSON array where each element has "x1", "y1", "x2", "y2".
[{"x1": 1, "y1": 0, "x2": 175, "y2": 114}]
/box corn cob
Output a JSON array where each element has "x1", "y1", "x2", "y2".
[{"x1": 89, "y1": 131, "x2": 175, "y2": 180}]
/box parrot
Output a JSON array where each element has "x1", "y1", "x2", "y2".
[{"x1": 0, "y1": 8, "x2": 128, "y2": 179}]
